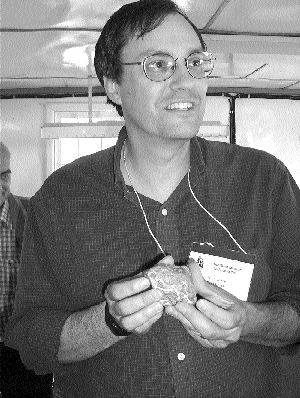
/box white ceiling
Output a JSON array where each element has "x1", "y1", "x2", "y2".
[{"x1": 1, "y1": 0, "x2": 300, "y2": 96}]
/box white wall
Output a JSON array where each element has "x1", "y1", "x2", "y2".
[
  {"x1": 236, "y1": 98, "x2": 300, "y2": 188},
  {"x1": 1, "y1": 99, "x2": 46, "y2": 197}
]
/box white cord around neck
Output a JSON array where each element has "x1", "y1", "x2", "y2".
[
  {"x1": 123, "y1": 139, "x2": 247, "y2": 256},
  {"x1": 187, "y1": 171, "x2": 247, "y2": 254},
  {"x1": 123, "y1": 141, "x2": 166, "y2": 255}
]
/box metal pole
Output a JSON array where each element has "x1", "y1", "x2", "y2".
[{"x1": 228, "y1": 95, "x2": 236, "y2": 144}]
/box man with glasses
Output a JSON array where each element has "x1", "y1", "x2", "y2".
[
  {"x1": 5, "y1": 1, "x2": 300, "y2": 397},
  {"x1": 0, "y1": 142, "x2": 53, "y2": 397}
]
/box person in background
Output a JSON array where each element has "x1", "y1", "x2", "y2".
[
  {"x1": 4, "y1": 1, "x2": 300, "y2": 397},
  {"x1": 0, "y1": 142, "x2": 53, "y2": 397}
]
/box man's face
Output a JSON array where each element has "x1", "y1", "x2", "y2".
[
  {"x1": 114, "y1": 13, "x2": 208, "y2": 141},
  {"x1": 0, "y1": 157, "x2": 11, "y2": 206}
]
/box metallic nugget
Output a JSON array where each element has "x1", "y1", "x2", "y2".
[{"x1": 144, "y1": 263, "x2": 197, "y2": 306}]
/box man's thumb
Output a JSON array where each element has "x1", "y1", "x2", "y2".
[
  {"x1": 158, "y1": 255, "x2": 175, "y2": 267},
  {"x1": 187, "y1": 258, "x2": 235, "y2": 309}
]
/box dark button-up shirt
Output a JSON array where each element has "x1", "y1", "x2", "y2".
[{"x1": 5, "y1": 128, "x2": 300, "y2": 397}]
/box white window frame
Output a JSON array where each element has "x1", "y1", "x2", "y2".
[{"x1": 41, "y1": 97, "x2": 124, "y2": 175}]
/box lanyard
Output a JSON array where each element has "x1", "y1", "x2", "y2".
[{"x1": 123, "y1": 141, "x2": 247, "y2": 256}]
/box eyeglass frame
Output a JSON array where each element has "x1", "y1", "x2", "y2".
[{"x1": 121, "y1": 51, "x2": 215, "y2": 82}]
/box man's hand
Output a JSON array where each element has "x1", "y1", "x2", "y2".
[
  {"x1": 165, "y1": 259, "x2": 247, "y2": 348},
  {"x1": 105, "y1": 274, "x2": 164, "y2": 335}
]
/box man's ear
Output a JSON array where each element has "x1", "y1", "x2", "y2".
[{"x1": 103, "y1": 77, "x2": 122, "y2": 106}]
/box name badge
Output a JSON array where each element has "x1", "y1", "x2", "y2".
[{"x1": 189, "y1": 242, "x2": 255, "y2": 301}]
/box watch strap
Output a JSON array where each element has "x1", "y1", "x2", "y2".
[{"x1": 105, "y1": 302, "x2": 132, "y2": 337}]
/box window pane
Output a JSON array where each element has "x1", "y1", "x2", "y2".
[
  {"x1": 54, "y1": 137, "x2": 117, "y2": 171},
  {"x1": 79, "y1": 138, "x2": 103, "y2": 157},
  {"x1": 59, "y1": 138, "x2": 79, "y2": 165},
  {"x1": 102, "y1": 137, "x2": 117, "y2": 150},
  {"x1": 198, "y1": 96, "x2": 230, "y2": 142}
]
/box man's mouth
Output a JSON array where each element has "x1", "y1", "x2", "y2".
[{"x1": 166, "y1": 102, "x2": 193, "y2": 111}]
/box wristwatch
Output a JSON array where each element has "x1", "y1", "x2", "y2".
[{"x1": 105, "y1": 302, "x2": 132, "y2": 337}]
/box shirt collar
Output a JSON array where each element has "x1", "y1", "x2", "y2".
[
  {"x1": 189, "y1": 135, "x2": 206, "y2": 184},
  {"x1": 113, "y1": 127, "x2": 206, "y2": 190},
  {"x1": 0, "y1": 199, "x2": 12, "y2": 229},
  {"x1": 113, "y1": 126, "x2": 128, "y2": 189}
]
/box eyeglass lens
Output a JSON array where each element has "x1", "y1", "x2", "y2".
[{"x1": 144, "y1": 53, "x2": 213, "y2": 81}]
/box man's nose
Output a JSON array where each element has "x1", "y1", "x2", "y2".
[
  {"x1": 168, "y1": 59, "x2": 205, "y2": 90},
  {"x1": 169, "y1": 60, "x2": 190, "y2": 85}
]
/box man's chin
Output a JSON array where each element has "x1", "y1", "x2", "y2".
[{"x1": 163, "y1": 120, "x2": 202, "y2": 140}]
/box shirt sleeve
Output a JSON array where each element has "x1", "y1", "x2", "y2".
[
  {"x1": 4, "y1": 192, "x2": 73, "y2": 375},
  {"x1": 267, "y1": 161, "x2": 300, "y2": 321}
]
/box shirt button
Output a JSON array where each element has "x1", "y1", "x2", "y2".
[
  {"x1": 161, "y1": 208, "x2": 168, "y2": 216},
  {"x1": 177, "y1": 353, "x2": 185, "y2": 361}
]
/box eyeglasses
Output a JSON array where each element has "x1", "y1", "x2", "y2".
[
  {"x1": 1, "y1": 169, "x2": 11, "y2": 183},
  {"x1": 121, "y1": 51, "x2": 215, "y2": 82}
]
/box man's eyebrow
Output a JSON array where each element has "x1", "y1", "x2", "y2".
[
  {"x1": 136, "y1": 49, "x2": 165, "y2": 58},
  {"x1": 189, "y1": 47, "x2": 206, "y2": 54},
  {"x1": 135, "y1": 47, "x2": 205, "y2": 59}
]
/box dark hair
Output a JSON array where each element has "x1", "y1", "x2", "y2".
[{"x1": 94, "y1": 0, "x2": 206, "y2": 116}]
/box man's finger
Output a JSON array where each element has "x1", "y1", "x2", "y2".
[
  {"x1": 167, "y1": 302, "x2": 227, "y2": 340},
  {"x1": 107, "y1": 256, "x2": 174, "y2": 301},
  {"x1": 106, "y1": 276, "x2": 150, "y2": 301},
  {"x1": 196, "y1": 299, "x2": 241, "y2": 329},
  {"x1": 157, "y1": 255, "x2": 175, "y2": 266},
  {"x1": 165, "y1": 305, "x2": 194, "y2": 330},
  {"x1": 133, "y1": 309, "x2": 164, "y2": 334},
  {"x1": 121, "y1": 301, "x2": 163, "y2": 331},
  {"x1": 188, "y1": 259, "x2": 237, "y2": 309},
  {"x1": 114, "y1": 288, "x2": 162, "y2": 316}
]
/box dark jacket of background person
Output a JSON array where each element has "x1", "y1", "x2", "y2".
[
  {"x1": 0, "y1": 194, "x2": 29, "y2": 335},
  {"x1": 0, "y1": 142, "x2": 53, "y2": 397},
  {"x1": 8, "y1": 194, "x2": 28, "y2": 255}
]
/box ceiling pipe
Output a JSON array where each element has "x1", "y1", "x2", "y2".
[
  {"x1": 203, "y1": 0, "x2": 233, "y2": 30},
  {"x1": 281, "y1": 80, "x2": 300, "y2": 89},
  {"x1": 2, "y1": 28, "x2": 299, "y2": 38},
  {"x1": 200, "y1": 29, "x2": 300, "y2": 38},
  {"x1": 1, "y1": 87, "x2": 300, "y2": 100},
  {"x1": 241, "y1": 63, "x2": 268, "y2": 78}
]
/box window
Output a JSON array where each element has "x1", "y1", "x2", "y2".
[
  {"x1": 53, "y1": 137, "x2": 117, "y2": 170},
  {"x1": 41, "y1": 98, "x2": 123, "y2": 173}
]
